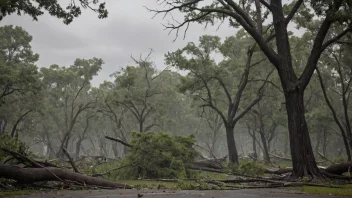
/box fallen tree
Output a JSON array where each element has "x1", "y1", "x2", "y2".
[
  {"x1": 105, "y1": 134, "x2": 225, "y2": 171},
  {"x1": 0, "y1": 147, "x2": 131, "y2": 189},
  {"x1": 0, "y1": 163, "x2": 130, "y2": 188}
]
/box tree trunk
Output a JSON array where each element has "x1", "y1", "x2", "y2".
[
  {"x1": 259, "y1": 130, "x2": 270, "y2": 163},
  {"x1": 284, "y1": 131, "x2": 289, "y2": 157},
  {"x1": 285, "y1": 89, "x2": 321, "y2": 177},
  {"x1": 139, "y1": 121, "x2": 144, "y2": 133},
  {"x1": 322, "y1": 128, "x2": 327, "y2": 157},
  {"x1": 250, "y1": 128, "x2": 257, "y2": 160},
  {"x1": 315, "y1": 127, "x2": 321, "y2": 157},
  {"x1": 0, "y1": 164, "x2": 130, "y2": 188},
  {"x1": 75, "y1": 139, "x2": 83, "y2": 160},
  {"x1": 225, "y1": 125, "x2": 239, "y2": 164},
  {"x1": 112, "y1": 142, "x2": 119, "y2": 158}
]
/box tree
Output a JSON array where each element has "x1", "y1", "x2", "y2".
[
  {"x1": 150, "y1": 0, "x2": 352, "y2": 177},
  {"x1": 0, "y1": 25, "x2": 41, "y2": 103},
  {"x1": 316, "y1": 42, "x2": 352, "y2": 160},
  {"x1": 0, "y1": 0, "x2": 108, "y2": 24},
  {"x1": 111, "y1": 52, "x2": 166, "y2": 133},
  {"x1": 40, "y1": 58, "x2": 103, "y2": 157},
  {"x1": 0, "y1": 25, "x2": 42, "y2": 140},
  {"x1": 165, "y1": 35, "x2": 273, "y2": 164}
]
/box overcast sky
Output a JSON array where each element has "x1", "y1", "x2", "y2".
[{"x1": 1, "y1": 0, "x2": 238, "y2": 86}]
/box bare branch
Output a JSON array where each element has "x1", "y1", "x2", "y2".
[
  {"x1": 284, "y1": 0, "x2": 303, "y2": 26},
  {"x1": 258, "y1": 0, "x2": 271, "y2": 11},
  {"x1": 321, "y1": 27, "x2": 352, "y2": 53},
  {"x1": 233, "y1": 68, "x2": 274, "y2": 123}
]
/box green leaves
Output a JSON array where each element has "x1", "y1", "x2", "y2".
[
  {"x1": 0, "y1": 25, "x2": 39, "y2": 64},
  {"x1": 0, "y1": 25, "x2": 41, "y2": 104},
  {"x1": 0, "y1": 0, "x2": 108, "y2": 24},
  {"x1": 117, "y1": 131, "x2": 198, "y2": 179}
]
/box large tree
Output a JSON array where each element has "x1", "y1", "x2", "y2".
[
  {"x1": 166, "y1": 35, "x2": 272, "y2": 163},
  {"x1": 150, "y1": 0, "x2": 352, "y2": 177},
  {"x1": 40, "y1": 58, "x2": 102, "y2": 157},
  {"x1": 0, "y1": 25, "x2": 42, "y2": 137}
]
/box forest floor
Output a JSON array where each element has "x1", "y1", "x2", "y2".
[{"x1": 0, "y1": 188, "x2": 349, "y2": 198}]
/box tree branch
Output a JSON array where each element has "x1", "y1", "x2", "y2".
[{"x1": 284, "y1": 0, "x2": 303, "y2": 26}]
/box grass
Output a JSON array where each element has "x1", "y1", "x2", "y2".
[
  {"x1": 0, "y1": 190, "x2": 39, "y2": 197},
  {"x1": 289, "y1": 184, "x2": 352, "y2": 197}
]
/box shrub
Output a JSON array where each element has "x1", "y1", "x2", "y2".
[
  {"x1": 116, "y1": 131, "x2": 199, "y2": 179},
  {"x1": 229, "y1": 161, "x2": 265, "y2": 176}
]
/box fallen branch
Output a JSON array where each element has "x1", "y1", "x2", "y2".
[
  {"x1": 0, "y1": 147, "x2": 42, "y2": 168},
  {"x1": 62, "y1": 148, "x2": 81, "y2": 173},
  {"x1": 91, "y1": 164, "x2": 133, "y2": 177},
  {"x1": 0, "y1": 164, "x2": 131, "y2": 189},
  {"x1": 188, "y1": 164, "x2": 227, "y2": 173},
  {"x1": 324, "y1": 162, "x2": 352, "y2": 176},
  {"x1": 264, "y1": 168, "x2": 293, "y2": 175},
  {"x1": 105, "y1": 136, "x2": 132, "y2": 147}
]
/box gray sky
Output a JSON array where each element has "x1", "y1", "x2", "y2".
[{"x1": 1, "y1": 0, "x2": 236, "y2": 86}]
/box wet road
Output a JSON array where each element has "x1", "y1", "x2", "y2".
[{"x1": 2, "y1": 189, "x2": 346, "y2": 198}]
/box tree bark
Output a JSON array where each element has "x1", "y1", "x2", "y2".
[
  {"x1": 285, "y1": 89, "x2": 321, "y2": 177},
  {"x1": 225, "y1": 125, "x2": 239, "y2": 164}
]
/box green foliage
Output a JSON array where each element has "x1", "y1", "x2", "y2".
[
  {"x1": 229, "y1": 161, "x2": 265, "y2": 176},
  {"x1": 116, "y1": 131, "x2": 199, "y2": 179},
  {"x1": 0, "y1": 25, "x2": 42, "y2": 104},
  {"x1": 0, "y1": 135, "x2": 27, "y2": 161},
  {"x1": 0, "y1": 0, "x2": 108, "y2": 24}
]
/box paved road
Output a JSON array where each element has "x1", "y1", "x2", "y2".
[{"x1": 3, "y1": 189, "x2": 346, "y2": 198}]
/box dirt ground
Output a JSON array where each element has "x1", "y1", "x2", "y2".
[{"x1": 2, "y1": 188, "x2": 347, "y2": 198}]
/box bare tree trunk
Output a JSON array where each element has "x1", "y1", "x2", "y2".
[
  {"x1": 139, "y1": 121, "x2": 143, "y2": 133},
  {"x1": 323, "y1": 128, "x2": 328, "y2": 157},
  {"x1": 259, "y1": 130, "x2": 270, "y2": 163},
  {"x1": 75, "y1": 139, "x2": 83, "y2": 159},
  {"x1": 315, "y1": 127, "x2": 321, "y2": 157},
  {"x1": 285, "y1": 90, "x2": 320, "y2": 177},
  {"x1": 316, "y1": 68, "x2": 351, "y2": 161},
  {"x1": 225, "y1": 125, "x2": 239, "y2": 164},
  {"x1": 112, "y1": 142, "x2": 119, "y2": 158},
  {"x1": 284, "y1": 131, "x2": 289, "y2": 157}
]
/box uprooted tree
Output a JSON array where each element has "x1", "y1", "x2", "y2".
[
  {"x1": 0, "y1": 137, "x2": 130, "y2": 189},
  {"x1": 149, "y1": 0, "x2": 352, "y2": 178}
]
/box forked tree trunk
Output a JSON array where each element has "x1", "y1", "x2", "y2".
[
  {"x1": 285, "y1": 89, "x2": 321, "y2": 177},
  {"x1": 225, "y1": 125, "x2": 239, "y2": 164},
  {"x1": 259, "y1": 132, "x2": 270, "y2": 163}
]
